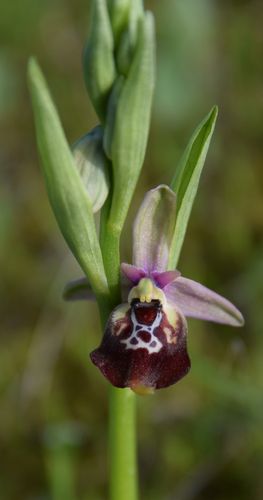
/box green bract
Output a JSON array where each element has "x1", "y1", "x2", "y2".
[
  {"x1": 27, "y1": 58, "x2": 108, "y2": 302},
  {"x1": 103, "y1": 76, "x2": 124, "y2": 159},
  {"x1": 72, "y1": 126, "x2": 110, "y2": 213},
  {"x1": 83, "y1": 0, "x2": 116, "y2": 121},
  {"x1": 108, "y1": 0, "x2": 131, "y2": 45},
  {"x1": 116, "y1": 0, "x2": 143, "y2": 75},
  {"x1": 169, "y1": 106, "x2": 218, "y2": 268},
  {"x1": 106, "y1": 11, "x2": 155, "y2": 233}
]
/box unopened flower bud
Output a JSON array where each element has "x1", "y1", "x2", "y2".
[
  {"x1": 72, "y1": 126, "x2": 110, "y2": 213},
  {"x1": 83, "y1": 0, "x2": 116, "y2": 121}
]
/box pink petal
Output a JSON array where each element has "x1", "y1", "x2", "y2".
[
  {"x1": 151, "y1": 270, "x2": 181, "y2": 289},
  {"x1": 121, "y1": 263, "x2": 146, "y2": 284},
  {"x1": 165, "y1": 277, "x2": 244, "y2": 327},
  {"x1": 132, "y1": 185, "x2": 177, "y2": 273}
]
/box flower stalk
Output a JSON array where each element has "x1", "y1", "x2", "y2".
[{"x1": 109, "y1": 387, "x2": 137, "y2": 500}]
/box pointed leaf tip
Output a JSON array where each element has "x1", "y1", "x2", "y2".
[{"x1": 169, "y1": 105, "x2": 218, "y2": 268}]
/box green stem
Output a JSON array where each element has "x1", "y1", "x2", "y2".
[
  {"x1": 109, "y1": 387, "x2": 138, "y2": 500},
  {"x1": 100, "y1": 213, "x2": 138, "y2": 500},
  {"x1": 102, "y1": 222, "x2": 122, "y2": 302}
]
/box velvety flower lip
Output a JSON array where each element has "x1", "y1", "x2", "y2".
[{"x1": 90, "y1": 277, "x2": 191, "y2": 394}]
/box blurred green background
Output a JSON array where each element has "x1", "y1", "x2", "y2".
[{"x1": 1, "y1": 0, "x2": 262, "y2": 499}]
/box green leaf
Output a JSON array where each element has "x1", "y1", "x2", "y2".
[
  {"x1": 83, "y1": 0, "x2": 116, "y2": 121},
  {"x1": 107, "y1": 11, "x2": 156, "y2": 232},
  {"x1": 168, "y1": 105, "x2": 218, "y2": 269},
  {"x1": 72, "y1": 126, "x2": 110, "y2": 213},
  {"x1": 27, "y1": 58, "x2": 109, "y2": 300}
]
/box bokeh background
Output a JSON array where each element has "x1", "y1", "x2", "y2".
[{"x1": 1, "y1": 0, "x2": 263, "y2": 498}]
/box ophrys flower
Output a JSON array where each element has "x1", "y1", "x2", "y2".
[{"x1": 66, "y1": 185, "x2": 244, "y2": 394}]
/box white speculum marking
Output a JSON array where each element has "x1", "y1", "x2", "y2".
[{"x1": 121, "y1": 309, "x2": 163, "y2": 354}]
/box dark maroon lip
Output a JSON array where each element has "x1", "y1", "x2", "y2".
[{"x1": 90, "y1": 295, "x2": 190, "y2": 391}]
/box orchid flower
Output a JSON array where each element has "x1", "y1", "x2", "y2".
[{"x1": 65, "y1": 185, "x2": 244, "y2": 395}]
